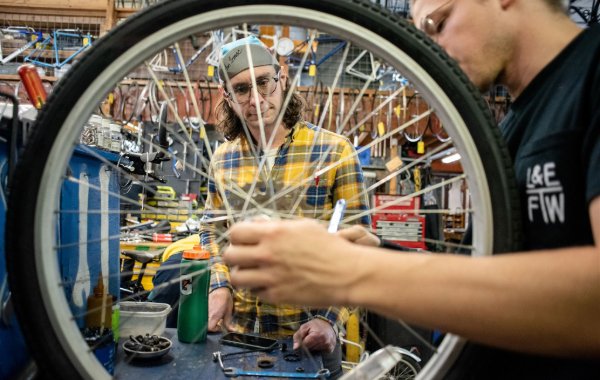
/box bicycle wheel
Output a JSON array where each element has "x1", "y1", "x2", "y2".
[
  {"x1": 428, "y1": 113, "x2": 450, "y2": 143},
  {"x1": 383, "y1": 355, "x2": 422, "y2": 380},
  {"x1": 402, "y1": 92, "x2": 430, "y2": 142},
  {"x1": 6, "y1": 1, "x2": 521, "y2": 379}
]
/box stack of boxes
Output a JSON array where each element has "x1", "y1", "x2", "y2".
[{"x1": 140, "y1": 186, "x2": 200, "y2": 227}]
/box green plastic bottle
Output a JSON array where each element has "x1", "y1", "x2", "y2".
[{"x1": 177, "y1": 245, "x2": 211, "y2": 343}]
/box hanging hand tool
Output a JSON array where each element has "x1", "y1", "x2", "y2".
[
  {"x1": 222, "y1": 367, "x2": 330, "y2": 379},
  {"x1": 182, "y1": 141, "x2": 188, "y2": 172}
]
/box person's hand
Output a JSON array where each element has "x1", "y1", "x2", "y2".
[
  {"x1": 293, "y1": 318, "x2": 337, "y2": 353},
  {"x1": 224, "y1": 219, "x2": 362, "y2": 306},
  {"x1": 208, "y1": 287, "x2": 234, "y2": 332},
  {"x1": 337, "y1": 225, "x2": 381, "y2": 247}
]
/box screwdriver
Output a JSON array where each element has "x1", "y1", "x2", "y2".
[{"x1": 327, "y1": 199, "x2": 347, "y2": 233}]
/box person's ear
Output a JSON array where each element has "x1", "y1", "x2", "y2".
[{"x1": 219, "y1": 86, "x2": 231, "y2": 104}]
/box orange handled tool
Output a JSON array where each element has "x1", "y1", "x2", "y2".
[{"x1": 17, "y1": 64, "x2": 47, "y2": 109}]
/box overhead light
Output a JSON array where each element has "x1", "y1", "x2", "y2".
[{"x1": 442, "y1": 153, "x2": 461, "y2": 164}]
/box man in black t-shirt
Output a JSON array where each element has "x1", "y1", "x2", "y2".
[
  {"x1": 412, "y1": 1, "x2": 600, "y2": 377},
  {"x1": 223, "y1": 1, "x2": 600, "y2": 379}
]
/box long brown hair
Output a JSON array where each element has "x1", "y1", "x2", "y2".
[{"x1": 215, "y1": 75, "x2": 306, "y2": 141}]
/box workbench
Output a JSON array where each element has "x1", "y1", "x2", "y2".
[{"x1": 115, "y1": 329, "x2": 326, "y2": 379}]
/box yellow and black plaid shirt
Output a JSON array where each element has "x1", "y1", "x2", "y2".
[{"x1": 201, "y1": 121, "x2": 370, "y2": 336}]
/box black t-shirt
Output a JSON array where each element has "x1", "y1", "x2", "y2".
[
  {"x1": 501, "y1": 24, "x2": 600, "y2": 250},
  {"x1": 448, "y1": 25, "x2": 600, "y2": 379}
]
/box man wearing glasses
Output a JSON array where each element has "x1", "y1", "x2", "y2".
[
  {"x1": 151, "y1": 35, "x2": 369, "y2": 379},
  {"x1": 223, "y1": 1, "x2": 600, "y2": 379},
  {"x1": 411, "y1": 1, "x2": 600, "y2": 378}
]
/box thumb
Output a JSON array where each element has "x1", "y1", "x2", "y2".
[{"x1": 293, "y1": 325, "x2": 309, "y2": 350}]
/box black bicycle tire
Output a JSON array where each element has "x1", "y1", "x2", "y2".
[
  {"x1": 369, "y1": 88, "x2": 379, "y2": 137},
  {"x1": 428, "y1": 113, "x2": 450, "y2": 143},
  {"x1": 344, "y1": 88, "x2": 356, "y2": 135},
  {"x1": 112, "y1": 84, "x2": 123, "y2": 121},
  {"x1": 6, "y1": 1, "x2": 521, "y2": 378},
  {"x1": 402, "y1": 92, "x2": 429, "y2": 142},
  {"x1": 115, "y1": 83, "x2": 128, "y2": 122},
  {"x1": 303, "y1": 80, "x2": 317, "y2": 124},
  {"x1": 121, "y1": 80, "x2": 141, "y2": 124},
  {"x1": 194, "y1": 77, "x2": 203, "y2": 117},
  {"x1": 314, "y1": 79, "x2": 325, "y2": 125},
  {"x1": 198, "y1": 75, "x2": 213, "y2": 123}
]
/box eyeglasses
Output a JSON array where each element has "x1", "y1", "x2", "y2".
[
  {"x1": 420, "y1": 0, "x2": 456, "y2": 37},
  {"x1": 224, "y1": 73, "x2": 280, "y2": 104}
]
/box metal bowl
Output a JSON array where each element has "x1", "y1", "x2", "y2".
[{"x1": 122, "y1": 335, "x2": 172, "y2": 361}]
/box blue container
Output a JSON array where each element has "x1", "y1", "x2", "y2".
[
  {"x1": 0, "y1": 139, "x2": 30, "y2": 379},
  {"x1": 84, "y1": 328, "x2": 115, "y2": 375},
  {"x1": 59, "y1": 146, "x2": 121, "y2": 327}
]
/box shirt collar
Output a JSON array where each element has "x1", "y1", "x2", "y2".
[{"x1": 239, "y1": 121, "x2": 303, "y2": 153}]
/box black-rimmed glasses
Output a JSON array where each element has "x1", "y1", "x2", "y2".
[{"x1": 224, "y1": 73, "x2": 280, "y2": 104}]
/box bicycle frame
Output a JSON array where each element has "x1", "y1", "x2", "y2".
[
  {"x1": 24, "y1": 29, "x2": 92, "y2": 69},
  {"x1": 148, "y1": 33, "x2": 217, "y2": 74},
  {"x1": 0, "y1": 27, "x2": 43, "y2": 65},
  {"x1": 286, "y1": 36, "x2": 347, "y2": 71},
  {"x1": 169, "y1": 37, "x2": 214, "y2": 74}
]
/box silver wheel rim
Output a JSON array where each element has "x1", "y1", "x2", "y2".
[{"x1": 33, "y1": 6, "x2": 495, "y2": 379}]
